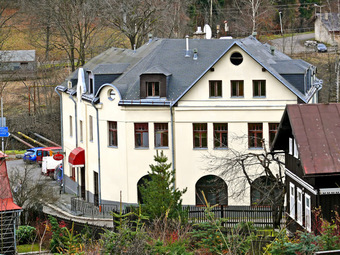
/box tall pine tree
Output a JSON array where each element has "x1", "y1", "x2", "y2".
[{"x1": 139, "y1": 151, "x2": 187, "y2": 220}]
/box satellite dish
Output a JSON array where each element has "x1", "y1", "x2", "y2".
[{"x1": 204, "y1": 24, "x2": 212, "y2": 39}]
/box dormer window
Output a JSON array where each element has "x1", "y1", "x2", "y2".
[
  {"x1": 88, "y1": 71, "x2": 94, "y2": 94},
  {"x1": 147, "y1": 82, "x2": 160, "y2": 97},
  {"x1": 140, "y1": 74, "x2": 166, "y2": 99}
]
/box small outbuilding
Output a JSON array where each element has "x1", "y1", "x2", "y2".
[
  {"x1": 0, "y1": 151, "x2": 22, "y2": 254},
  {"x1": 271, "y1": 103, "x2": 340, "y2": 234}
]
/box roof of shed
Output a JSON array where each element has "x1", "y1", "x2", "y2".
[
  {"x1": 274, "y1": 104, "x2": 340, "y2": 176},
  {"x1": 0, "y1": 50, "x2": 36, "y2": 62}
]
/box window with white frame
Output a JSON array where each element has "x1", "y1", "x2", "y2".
[
  {"x1": 80, "y1": 120, "x2": 83, "y2": 142},
  {"x1": 289, "y1": 137, "x2": 293, "y2": 155},
  {"x1": 69, "y1": 116, "x2": 73, "y2": 137},
  {"x1": 290, "y1": 182, "x2": 295, "y2": 219},
  {"x1": 297, "y1": 187, "x2": 303, "y2": 225},
  {"x1": 305, "y1": 194, "x2": 311, "y2": 231},
  {"x1": 89, "y1": 115, "x2": 93, "y2": 141},
  {"x1": 294, "y1": 139, "x2": 299, "y2": 158}
]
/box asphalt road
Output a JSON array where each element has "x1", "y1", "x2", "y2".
[
  {"x1": 7, "y1": 158, "x2": 43, "y2": 183},
  {"x1": 270, "y1": 33, "x2": 316, "y2": 54}
]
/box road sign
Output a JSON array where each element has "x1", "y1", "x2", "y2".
[
  {"x1": 0, "y1": 127, "x2": 9, "y2": 137},
  {"x1": 53, "y1": 153, "x2": 64, "y2": 161}
]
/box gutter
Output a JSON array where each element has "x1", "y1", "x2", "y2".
[
  {"x1": 55, "y1": 87, "x2": 65, "y2": 193},
  {"x1": 91, "y1": 99, "x2": 102, "y2": 209}
]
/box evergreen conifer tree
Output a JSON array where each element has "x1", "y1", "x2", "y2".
[{"x1": 139, "y1": 151, "x2": 187, "y2": 220}]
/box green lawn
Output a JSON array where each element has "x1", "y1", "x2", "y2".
[{"x1": 17, "y1": 243, "x2": 41, "y2": 253}]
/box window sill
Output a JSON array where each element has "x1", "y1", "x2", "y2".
[
  {"x1": 231, "y1": 96, "x2": 244, "y2": 98},
  {"x1": 209, "y1": 96, "x2": 222, "y2": 99},
  {"x1": 193, "y1": 147, "x2": 208, "y2": 150},
  {"x1": 248, "y1": 147, "x2": 263, "y2": 150},
  {"x1": 135, "y1": 147, "x2": 149, "y2": 150},
  {"x1": 155, "y1": 146, "x2": 169, "y2": 149},
  {"x1": 214, "y1": 147, "x2": 228, "y2": 150},
  {"x1": 253, "y1": 96, "x2": 266, "y2": 98},
  {"x1": 108, "y1": 145, "x2": 118, "y2": 149}
]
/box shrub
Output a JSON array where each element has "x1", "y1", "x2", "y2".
[{"x1": 17, "y1": 225, "x2": 36, "y2": 244}]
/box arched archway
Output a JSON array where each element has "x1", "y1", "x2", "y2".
[
  {"x1": 137, "y1": 175, "x2": 151, "y2": 204},
  {"x1": 195, "y1": 175, "x2": 228, "y2": 206},
  {"x1": 251, "y1": 176, "x2": 279, "y2": 206}
]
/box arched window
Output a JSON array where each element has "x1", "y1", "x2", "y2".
[
  {"x1": 137, "y1": 175, "x2": 151, "y2": 204},
  {"x1": 251, "y1": 176, "x2": 280, "y2": 206},
  {"x1": 195, "y1": 175, "x2": 228, "y2": 206}
]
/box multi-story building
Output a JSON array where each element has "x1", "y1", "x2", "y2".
[{"x1": 56, "y1": 35, "x2": 322, "y2": 208}]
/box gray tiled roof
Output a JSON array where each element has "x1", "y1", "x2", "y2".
[
  {"x1": 319, "y1": 13, "x2": 340, "y2": 32},
  {"x1": 60, "y1": 36, "x2": 319, "y2": 104},
  {"x1": 0, "y1": 50, "x2": 35, "y2": 62}
]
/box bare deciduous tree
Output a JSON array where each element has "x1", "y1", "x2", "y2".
[
  {"x1": 9, "y1": 165, "x2": 59, "y2": 224},
  {"x1": 205, "y1": 138, "x2": 285, "y2": 228}
]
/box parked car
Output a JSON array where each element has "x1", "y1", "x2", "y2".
[
  {"x1": 23, "y1": 147, "x2": 43, "y2": 163},
  {"x1": 317, "y1": 43, "x2": 327, "y2": 52},
  {"x1": 304, "y1": 40, "x2": 317, "y2": 47},
  {"x1": 36, "y1": 146, "x2": 62, "y2": 166}
]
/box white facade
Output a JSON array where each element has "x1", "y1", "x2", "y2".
[{"x1": 58, "y1": 38, "x2": 321, "y2": 207}]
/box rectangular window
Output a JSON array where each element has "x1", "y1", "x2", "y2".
[
  {"x1": 253, "y1": 80, "x2": 266, "y2": 97},
  {"x1": 155, "y1": 123, "x2": 168, "y2": 147},
  {"x1": 297, "y1": 187, "x2": 303, "y2": 225},
  {"x1": 147, "y1": 82, "x2": 160, "y2": 97},
  {"x1": 294, "y1": 139, "x2": 299, "y2": 159},
  {"x1": 290, "y1": 182, "x2": 295, "y2": 219},
  {"x1": 69, "y1": 116, "x2": 73, "y2": 137},
  {"x1": 214, "y1": 123, "x2": 228, "y2": 148},
  {"x1": 89, "y1": 115, "x2": 93, "y2": 141},
  {"x1": 231, "y1": 80, "x2": 244, "y2": 97},
  {"x1": 289, "y1": 137, "x2": 293, "y2": 155},
  {"x1": 80, "y1": 120, "x2": 83, "y2": 142},
  {"x1": 305, "y1": 194, "x2": 311, "y2": 231},
  {"x1": 89, "y1": 78, "x2": 94, "y2": 94},
  {"x1": 248, "y1": 123, "x2": 263, "y2": 148},
  {"x1": 135, "y1": 123, "x2": 149, "y2": 148},
  {"x1": 209, "y1": 80, "x2": 222, "y2": 97},
  {"x1": 108, "y1": 121, "x2": 118, "y2": 147},
  {"x1": 193, "y1": 123, "x2": 207, "y2": 148},
  {"x1": 269, "y1": 123, "x2": 279, "y2": 146}
]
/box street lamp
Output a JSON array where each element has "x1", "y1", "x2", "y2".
[{"x1": 279, "y1": 11, "x2": 283, "y2": 35}]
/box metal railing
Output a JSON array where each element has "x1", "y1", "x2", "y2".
[{"x1": 71, "y1": 197, "x2": 284, "y2": 228}]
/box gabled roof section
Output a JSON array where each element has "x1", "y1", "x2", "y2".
[
  {"x1": 273, "y1": 104, "x2": 340, "y2": 176},
  {"x1": 58, "y1": 36, "x2": 321, "y2": 104},
  {"x1": 318, "y1": 13, "x2": 340, "y2": 32},
  {"x1": 141, "y1": 65, "x2": 172, "y2": 76},
  {"x1": 92, "y1": 63, "x2": 129, "y2": 75}
]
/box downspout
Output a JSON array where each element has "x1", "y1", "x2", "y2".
[
  {"x1": 55, "y1": 87, "x2": 65, "y2": 193},
  {"x1": 170, "y1": 104, "x2": 175, "y2": 191},
  {"x1": 91, "y1": 99, "x2": 101, "y2": 209}
]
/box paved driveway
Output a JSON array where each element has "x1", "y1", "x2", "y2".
[{"x1": 271, "y1": 33, "x2": 316, "y2": 54}]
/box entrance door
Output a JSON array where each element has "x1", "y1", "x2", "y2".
[
  {"x1": 94, "y1": 171, "x2": 99, "y2": 206},
  {"x1": 81, "y1": 167, "x2": 86, "y2": 200}
]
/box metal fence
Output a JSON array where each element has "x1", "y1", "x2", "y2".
[
  {"x1": 71, "y1": 197, "x2": 118, "y2": 218},
  {"x1": 70, "y1": 197, "x2": 284, "y2": 228},
  {"x1": 184, "y1": 205, "x2": 284, "y2": 228}
]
